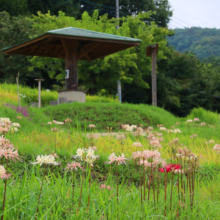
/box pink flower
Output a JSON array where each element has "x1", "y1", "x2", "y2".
[
  {"x1": 65, "y1": 162, "x2": 82, "y2": 171},
  {"x1": 107, "y1": 153, "x2": 127, "y2": 165},
  {"x1": 150, "y1": 139, "x2": 162, "y2": 148},
  {"x1": 0, "y1": 165, "x2": 11, "y2": 179},
  {"x1": 138, "y1": 159, "x2": 150, "y2": 167},
  {"x1": 47, "y1": 122, "x2": 52, "y2": 125},
  {"x1": 194, "y1": 118, "x2": 200, "y2": 122},
  {"x1": 132, "y1": 151, "x2": 143, "y2": 160},
  {"x1": 107, "y1": 153, "x2": 117, "y2": 164},
  {"x1": 117, "y1": 135, "x2": 126, "y2": 140},
  {"x1": 0, "y1": 148, "x2": 22, "y2": 162},
  {"x1": 148, "y1": 127, "x2": 153, "y2": 130},
  {"x1": 64, "y1": 118, "x2": 72, "y2": 123},
  {"x1": 99, "y1": 184, "x2": 113, "y2": 190},
  {"x1": 99, "y1": 184, "x2": 107, "y2": 189},
  {"x1": 88, "y1": 146, "x2": 97, "y2": 151},
  {"x1": 136, "y1": 127, "x2": 143, "y2": 132},
  {"x1": 53, "y1": 120, "x2": 57, "y2": 123},
  {"x1": 190, "y1": 134, "x2": 197, "y2": 138},
  {"x1": 132, "y1": 142, "x2": 143, "y2": 147},
  {"x1": 200, "y1": 122, "x2": 206, "y2": 126},
  {"x1": 147, "y1": 134, "x2": 155, "y2": 140},
  {"x1": 116, "y1": 153, "x2": 127, "y2": 165},
  {"x1": 186, "y1": 119, "x2": 193, "y2": 123},
  {"x1": 88, "y1": 124, "x2": 96, "y2": 128}
]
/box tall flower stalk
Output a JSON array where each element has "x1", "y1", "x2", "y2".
[
  {"x1": 0, "y1": 166, "x2": 11, "y2": 220},
  {"x1": 30, "y1": 155, "x2": 59, "y2": 219},
  {"x1": 65, "y1": 162, "x2": 82, "y2": 207},
  {"x1": 106, "y1": 153, "x2": 127, "y2": 219}
]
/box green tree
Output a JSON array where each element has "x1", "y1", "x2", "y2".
[
  {"x1": 27, "y1": 0, "x2": 81, "y2": 17},
  {"x1": 29, "y1": 10, "x2": 171, "y2": 94},
  {"x1": 81, "y1": 0, "x2": 172, "y2": 27},
  {"x1": 0, "y1": 0, "x2": 29, "y2": 16}
]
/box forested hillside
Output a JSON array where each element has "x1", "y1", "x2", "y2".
[{"x1": 167, "y1": 27, "x2": 220, "y2": 59}]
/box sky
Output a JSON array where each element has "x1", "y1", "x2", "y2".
[{"x1": 168, "y1": 0, "x2": 220, "y2": 29}]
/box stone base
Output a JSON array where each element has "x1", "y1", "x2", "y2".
[{"x1": 58, "y1": 90, "x2": 86, "y2": 103}]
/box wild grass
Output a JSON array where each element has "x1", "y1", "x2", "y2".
[{"x1": 0, "y1": 84, "x2": 220, "y2": 219}]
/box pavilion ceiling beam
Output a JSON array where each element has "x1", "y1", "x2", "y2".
[
  {"x1": 77, "y1": 42, "x2": 100, "y2": 59},
  {"x1": 48, "y1": 45, "x2": 61, "y2": 57}
]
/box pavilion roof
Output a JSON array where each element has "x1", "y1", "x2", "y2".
[{"x1": 3, "y1": 27, "x2": 142, "y2": 61}]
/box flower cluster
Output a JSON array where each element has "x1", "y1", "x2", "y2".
[
  {"x1": 132, "y1": 142, "x2": 143, "y2": 147},
  {"x1": 65, "y1": 162, "x2": 82, "y2": 171},
  {"x1": 99, "y1": 184, "x2": 113, "y2": 190},
  {"x1": 190, "y1": 134, "x2": 197, "y2": 139},
  {"x1": 176, "y1": 148, "x2": 198, "y2": 161},
  {"x1": 0, "y1": 165, "x2": 11, "y2": 179},
  {"x1": 47, "y1": 120, "x2": 64, "y2": 125},
  {"x1": 74, "y1": 148, "x2": 98, "y2": 166},
  {"x1": 206, "y1": 140, "x2": 215, "y2": 144},
  {"x1": 107, "y1": 153, "x2": 127, "y2": 165},
  {"x1": 159, "y1": 127, "x2": 181, "y2": 133},
  {"x1": 0, "y1": 117, "x2": 21, "y2": 134},
  {"x1": 132, "y1": 150, "x2": 166, "y2": 168},
  {"x1": 64, "y1": 118, "x2": 72, "y2": 123},
  {"x1": 213, "y1": 144, "x2": 220, "y2": 154},
  {"x1": 31, "y1": 155, "x2": 60, "y2": 166},
  {"x1": 117, "y1": 135, "x2": 126, "y2": 140},
  {"x1": 194, "y1": 118, "x2": 200, "y2": 122},
  {"x1": 121, "y1": 124, "x2": 140, "y2": 132},
  {"x1": 159, "y1": 164, "x2": 181, "y2": 173},
  {"x1": 0, "y1": 136, "x2": 21, "y2": 162},
  {"x1": 146, "y1": 134, "x2": 163, "y2": 148},
  {"x1": 88, "y1": 124, "x2": 96, "y2": 128}
]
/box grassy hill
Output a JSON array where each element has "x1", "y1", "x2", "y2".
[{"x1": 1, "y1": 83, "x2": 220, "y2": 219}]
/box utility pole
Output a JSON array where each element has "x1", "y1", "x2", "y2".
[
  {"x1": 146, "y1": 44, "x2": 159, "y2": 107},
  {"x1": 116, "y1": 0, "x2": 119, "y2": 30},
  {"x1": 151, "y1": 45, "x2": 157, "y2": 106},
  {"x1": 116, "y1": 0, "x2": 122, "y2": 102}
]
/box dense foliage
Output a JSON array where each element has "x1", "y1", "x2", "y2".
[
  {"x1": 0, "y1": 0, "x2": 172, "y2": 28},
  {"x1": 167, "y1": 27, "x2": 220, "y2": 60},
  {"x1": 1, "y1": 2, "x2": 220, "y2": 117}
]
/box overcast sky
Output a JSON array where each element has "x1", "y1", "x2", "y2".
[{"x1": 168, "y1": 0, "x2": 220, "y2": 29}]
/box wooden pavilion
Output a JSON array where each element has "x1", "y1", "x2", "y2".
[{"x1": 3, "y1": 27, "x2": 142, "y2": 103}]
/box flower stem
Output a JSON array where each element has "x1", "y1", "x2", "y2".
[
  {"x1": 87, "y1": 164, "x2": 92, "y2": 212},
  {"x1": 1, "y1": 179, "x2": 7, "y2": 220},
  {"x1": 165, "y1": 171, "x2": 167, "y2": 217},
  {"x1": 36, "y1": 165, "x2": 47, "y2": 220},
  {"x1": 140, "y1": 159, "x2": 142, "y2": 206},
  {"x1": 78, "y1": 167, "x2": 84, "y2": 208},
  {"x1": 72, "y1": 171, "x2": 75, "y2": 206}
]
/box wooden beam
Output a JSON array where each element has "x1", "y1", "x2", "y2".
[
  {"x1": 77, "y1": 42, "x2": 100, "y2": 59},
  {"x1": 4, "y1": 35, "x2": 49, "y2": 55}
]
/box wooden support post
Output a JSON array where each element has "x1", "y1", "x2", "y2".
[
  {"x1": 61, "y1": 39, "x2": 78, "y2": 90},
  {"x1": 35, "y1": 79, "x2": 45, "y2": 108},
  {"x1": 151, "y1": 46, "x2": 157, "y2": 106}
]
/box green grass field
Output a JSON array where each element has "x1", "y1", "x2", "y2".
[{"x1": 0, "y1": 83, "x2": 220, "y2": 219}]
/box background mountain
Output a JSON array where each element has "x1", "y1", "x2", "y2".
[{"x1": 167, "y1": 27, "x2": 220, "y2": 60}]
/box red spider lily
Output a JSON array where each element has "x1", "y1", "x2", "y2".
[{"x1": 159, "y1": 164, "x2": 181, "y2": 173}]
